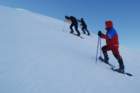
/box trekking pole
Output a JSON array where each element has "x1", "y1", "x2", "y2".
[
  {"x1": 96, "y1": 36, "x2": 102, "y2": 62},
  {"x1": 96, "y1": 36, "x2": 100, "y2": 62},
  {"x1": 99, "y1": 37, "x2": 102, "y2": 58}
]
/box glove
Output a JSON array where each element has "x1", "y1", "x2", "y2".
[{"x1": 98, "y1": 31, "x2": 102, "y2": 37}]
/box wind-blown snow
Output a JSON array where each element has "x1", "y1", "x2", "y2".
[{"x1": 0, "y1": 5, "x2": 140, "y2": 93}]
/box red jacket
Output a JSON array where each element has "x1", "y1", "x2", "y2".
[{"x1": 101, "y1": 28, "x2": 119, "y2": 48}]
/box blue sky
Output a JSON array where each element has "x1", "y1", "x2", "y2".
[{"x1": 0, "y1": 0, "x2": 140, "y2": 49}]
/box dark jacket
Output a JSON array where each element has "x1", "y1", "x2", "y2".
[{"x1": 65, "y1": 16, "x2": 78, "y2": 25}]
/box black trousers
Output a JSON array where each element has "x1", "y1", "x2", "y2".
[
  {"x1": 81, "y1": 26, "x2": 90, "y2": 35},
  {"x1": 70, "y1": 24, "x2": 80, "y2": 36}
]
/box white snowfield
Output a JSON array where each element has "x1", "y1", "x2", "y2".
[{"x1": 0, "y1": 5, "x2": 140, "y2": 93}]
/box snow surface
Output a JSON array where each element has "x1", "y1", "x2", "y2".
[{"x1": 0, "y1": 5, "x2": 140, "y2": 93}]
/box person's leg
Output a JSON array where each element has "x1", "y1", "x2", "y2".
[
  {"x1": 84, "y1": 26, "x2": 90, "y2": 35},
  {"x1": 102, "y1": 45, "x2": 110, "y2": 63},
  {"x1": 112, "y1": 47, "x2": 125, "y2": 71},
  {"x1": 85, "y1": 29, "x2": 90, "y2": 36},
  {"x1": 74, "y1": 24, "x2": 80, "y2": 36},
  {"x1": 82, "y1": 27, "x2": 86, "y2": 34},
  {"x1": 70, "y1": 24, "x2": 74, "y2": 33}
]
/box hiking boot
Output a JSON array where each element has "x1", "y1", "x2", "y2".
[
  {"x1": 114, "y1": 68, "x2": 124, "y2": 73},
  {"x1": 76, "y1": 34, "x2": 81, "y2": 37},
  {"x1": 99, "y1": 56, "x2": 109, "y2": 64}
]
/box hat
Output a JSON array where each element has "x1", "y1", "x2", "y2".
[{"x1": 105, "y1": 20, "x2": 113, "y2": 28}]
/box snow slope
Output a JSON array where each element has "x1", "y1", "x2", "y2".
[{"x1": 0, "y1": 5, "x2": 140, "y2": 93}]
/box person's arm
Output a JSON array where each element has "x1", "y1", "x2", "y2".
[
  {"x1": 98, "y1": 31, "x2": 107, "y2": 39},
  {"x1": 101, "y1": 33, "x2": 107, "y2": 39},
  {"x1": 77, "y1": 19, "x2": 81, "y2": 22}
]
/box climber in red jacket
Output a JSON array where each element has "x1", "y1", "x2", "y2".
[{"x1": 98, "y1": 20, "x2": 125, "y2": 73}]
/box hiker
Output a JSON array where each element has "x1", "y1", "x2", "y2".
[
  {"x1": 98, "y1": 20, "x2": 125, "y2": 73},
  {"x1": 78, "y1": 18, "x2": 90, "y2": 36},
  {"x1": 65, "y1": 16, "x2": 81, "y2": 36}
]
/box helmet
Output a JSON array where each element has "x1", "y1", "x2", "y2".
[{"x1": 105, "y1": 20, "x2": 113, "y2": 28}]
